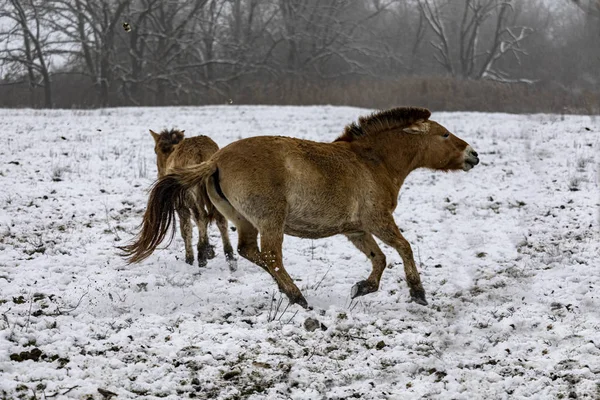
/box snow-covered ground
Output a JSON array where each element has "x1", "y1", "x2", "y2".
[{"x1": 0, "y1": 106, "x2": 598, "y2": 399}]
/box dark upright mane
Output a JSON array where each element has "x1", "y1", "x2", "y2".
[
  {"x1": 157, "y1": 128, "x2": 185, "y2": 152},
  {"x1": 335, "y1": 107, "x2": 431, "y2": 142}
]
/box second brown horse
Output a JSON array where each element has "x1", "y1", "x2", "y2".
[{"x1": 148, "y1": 128, "x2": 235, "y2": 270}]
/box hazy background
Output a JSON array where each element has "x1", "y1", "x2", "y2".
[{"x1": 0, "y1": 0, "x2": 599, "y2": 113}]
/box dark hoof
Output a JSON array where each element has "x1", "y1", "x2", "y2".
[
  {"x1": 350, "y1": 280, "x2": 377, "y2": 299},
  {"x1": 226, "y1": 256, "x2": 237, "y2": 272},
  {"x1": 409, "y1": 287, "x2": 428, "y2": 306},
  {"x1": 198, "y1": 244, "x2": 216, "y2": 260},
  {"x1": 185, "y1": 256, "x2": 194, "y2": 265},
  {"x1": 206, "y1": 245, "x2": 216, "y2": 260},
  {"x1": 197, "y1": 244, "x2": 214, "y2": 267},
  {"x1": 288, "y1": 292, "x2": 309, "y2": 309}
]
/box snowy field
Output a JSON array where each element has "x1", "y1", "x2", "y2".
[{"x1": 0, "y1": 105, "x2": 598, "y2": 399}]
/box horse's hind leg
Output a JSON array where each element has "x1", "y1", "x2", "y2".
[
  {"x1": 218, "y1": 210, "x2": 282, "y2": 282},
  {"x1": 176, "y1": 207, "x2": 194, "y2": 265},
  {"x1": 214, "y1": 210, "x2": 237, "y2": 271},
  {"x1": 224, "y1": 217, "x2": 306, "y2": 308},
  {"x1": 230, "y1": 216, "x2": 266, "y2": 274},
  {"x1": 191, "y1": 204, "x2": 213, "y2": 268},
  {"x1": 259, "y1": 226, "x2": 308, "y2": 309},
  {"x1": 372, "y1": 217, "x2": 427, "y2": 306},
  {"x1": 207, "y1": 175, "x2": 257, "y2": 271},
  {"x1": 207, "y1": 180, "x2": 306, "y2": 306},
  {"x1": 345, "y1": 232, "x2": 387, "y2": 299}
]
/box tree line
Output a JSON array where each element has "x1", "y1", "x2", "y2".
[{"x1": 1, "y1": 0, "x2": 599, "y2": 113}]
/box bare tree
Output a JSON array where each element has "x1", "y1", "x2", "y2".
[
  {"x1": 571, "y1": 0, "x2": 600, "y2": 17},
  {"x1": 418, "y1": 0, "x2": 534, "y2": 82},
  {"x1": 372, "y1": 1, "x2": 426, "y2": 76},
  {"x1": 141, "y1": 0, "x2": 209, "y2": 105},
  {"x1": 564, "y1": 0, "x2": 600, "y2": 91},
  {"x1": 274, "y1": 0, "x2": 393, "y2": 79},
  {"x1": 195, "y1": 0, "x2": 225, "y2": 85},
  {"x1": 118, "y1": 0, "x2": 161, "y2": 104},
  {"x1": 49, "y1": 0, "x2": 132, "y2": 106},
  {"x1": 146, "y1": 0, "x2": 276, "y2": 104},
  {"x1": 0, "y1": 0, "x2": 56, "y2": 107},
  {"x1": 221, "y1": 0, "x2": 281, "y2": 84}
]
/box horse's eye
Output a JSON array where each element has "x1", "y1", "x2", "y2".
[{"x1": 442, "y1": 133, "x2": 450, "y2": 138}]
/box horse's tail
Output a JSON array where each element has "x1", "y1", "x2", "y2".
[{"x1": 118, "y1": 160, "x2": 218, "y2": 264}]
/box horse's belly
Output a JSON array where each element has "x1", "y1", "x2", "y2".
[
  {"x1": 283, "y1": 198, "x2": 363, "y2": 238},
  {"x1": 283, "y1": 220, "x2": 362, "y2": 239}
]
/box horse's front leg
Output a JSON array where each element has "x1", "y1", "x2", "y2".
[
  {"x1": 345, "y1": 232, "x2": 387, "y2": 298},
  {"x1": 371, "y1": 217, "x2": 427, "y2": 306}
]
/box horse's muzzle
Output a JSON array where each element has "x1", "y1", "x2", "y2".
[{"x1": 463, "y1": 148, "x2": 479, "y2": 171}]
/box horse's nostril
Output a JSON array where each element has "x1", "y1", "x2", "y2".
[{"x1": 471, "y1": 150, "x2": 478, "y2": 157}]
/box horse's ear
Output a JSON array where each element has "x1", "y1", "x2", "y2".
[
  {"x1": 403, "y1": 120, "x2": 430, "y2": 134},
  {"x1": 149, "y1": 129, "x2": 160, "y2": 142}
]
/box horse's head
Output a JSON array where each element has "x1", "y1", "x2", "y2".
[
  {"x1": 403, "y1": 119, "x2": 479, "y2": 172},
  {"x1": 149, "y1": 128, "x2": 185, "y2": 177}
]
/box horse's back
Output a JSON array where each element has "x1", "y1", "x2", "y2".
[
  {"x1": 214, "y1": 136, "x2": 361, "y2": 189},
  {"x1": 167, "y1": 135, "x2": 219, "y2": 172}
]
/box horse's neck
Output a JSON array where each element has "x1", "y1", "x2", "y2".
[{"x1": 352, "y1": 135, "x2": 420, "y2": 190}]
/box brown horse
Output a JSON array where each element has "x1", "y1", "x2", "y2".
[
  {"x1": 130, "y1": 128, "x2": 236, "y2": 269},
  {"x1": 122, "y1": 108, "x2": 479, "y2": 308}
]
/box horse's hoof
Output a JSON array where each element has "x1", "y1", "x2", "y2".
[
  {"x1": 289, "y1": 293, "x2": 309, "y2": 309},
  {"x1": 350, "y1": 280, "x2": 376, "y2": 299},
  {"x1": 296, "y1": 297, "x2": 309, "y2": 309},
  {"x1": 198, "y1": 258, "x2": 207, "y2": 268},
  {"x1": 409, "y1": 287, "x2": 428, "y2": 306},
  {"x1": 185, "y1": 257, "x2": 194, "y2": 265},
  {"x1": 206, "y1": 246, "x2": 216, "y2": 260},
  {"x1": 199, "y1": 245, "x2": 216, "y2": 260},
  {"x1": 227, "y1": 257, "x2": 238, "y2": 272}
]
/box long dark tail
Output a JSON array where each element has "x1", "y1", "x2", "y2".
[{"x1": 118, "y1": 161, "x2": 218, "y2": 264}]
